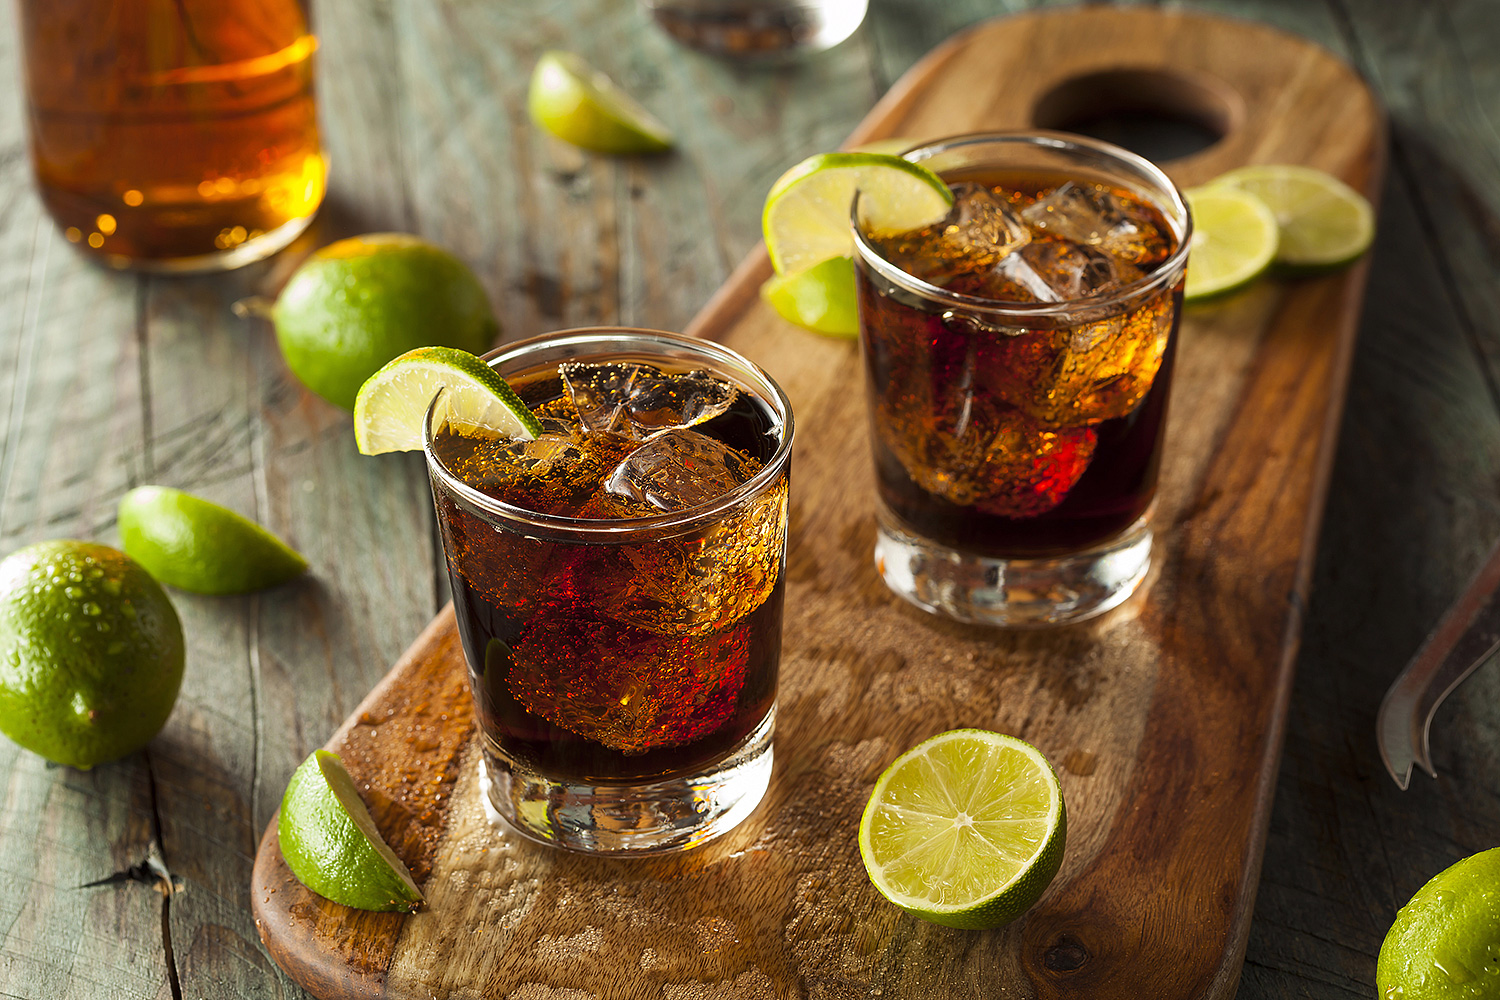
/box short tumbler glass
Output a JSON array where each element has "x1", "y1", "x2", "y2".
[
  {"x1": 852, "y1": 132, "x2": 1191, "y2": 626},
  {"x1": 424, "y1": 328, "x2": 794, "y2": 854}
]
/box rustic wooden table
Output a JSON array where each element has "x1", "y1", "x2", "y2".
[{"x1": 0, "y1": 1, "x2": 1495, "y2": 998}]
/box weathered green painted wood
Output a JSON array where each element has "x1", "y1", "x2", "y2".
[
  {"x1": 139, "y1": 0, "x2": 456, "y2": 995},
  {"x1": 0, "y1": 163, "x2": 174, "y2": 1000}
]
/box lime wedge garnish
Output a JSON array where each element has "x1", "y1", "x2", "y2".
[
  {"x1": 762, "y1": 152, "x2": 954, "y2": 277},
  {"x1": 353, "y1": 346, "x2": 542, "y2": 456},
  {"x1": 118, "y1": 486, "x2": 308, "y2": 594},
  {"x1": 278, "y1": 750, "x2": 424, "y2": 912},
  {"x1": 1209, "y1": 164, "x2": 1374, "y2": 269},
  {"x1": 527, "y1": 51, "x2": 673, "y2": 155},
  {"x1": 858, "y1": 729, "x2": 1067, "y2": 930},
  {"x1": 761, "y1": 254, "x2": 859, "y2": 338},
  {"x1": 1182, "y1": 186, "x2": 1280, "y2": 301}
]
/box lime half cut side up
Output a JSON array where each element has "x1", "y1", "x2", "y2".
[
  {"x1": 528, "y1": 51, "x2": 673, "y2": 155},
  {"x1": 1209, "y1": 164, "x2": 1375, "y2": 269},
  {"x1": 858, "y1": 729, "x2": 1067, "y2": 930},
  {"x1": 762, "y1": 152, "x2": 954, "y2": 277},
  {"x1": 353, "y1": 346, "x2": 542, "y2": 456},
  {"x1": 1182, "y1": 186, "x2": 1280, "y2": 301},
  {"x1": 278, "y1": 750, "x2": 424, "y2": 913}
]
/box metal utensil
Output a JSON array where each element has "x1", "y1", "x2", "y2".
[{"x1": 1377, "y1": 538, "x2": 1500, "y2": 789}]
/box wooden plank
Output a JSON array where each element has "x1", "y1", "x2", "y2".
[
  {"x1": 143, "y1": 0, "x2": 445, "y2": 995},
  {"x1": 249, "y1": 8, "x2": 1386, "y2": 998}
]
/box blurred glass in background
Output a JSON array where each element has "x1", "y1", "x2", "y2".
[
  {"x1": 17, "y1": 0, "x2": 327, "y2": 272},
  {"x1": 641, "y1": 0, "x2": 868, "y2": 57}
]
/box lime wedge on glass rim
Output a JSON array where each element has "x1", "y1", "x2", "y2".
[
  {"x1": 762, "y1": 151, "x2": 954, "y2": 277},
  {"x1": 761, "y1": 254, "x2": 860, "y2": 338},
  {"x1": 1209, "y1": 164, "x2": 1374, "y2": 269},
  {"x1": 528, "y1": 51, "x2": 673, "y2": 155},
  {"x1": 858, "y1": 729, "x2": 1067, "y2": 930},
  {"x1": 278, "y1": 750, "x2": 424, "y2": 912},
  {"x1": 352, "y1": 346, "x2": 541, "y2": 455},
  {"x1": 1181, "y1": 186, "x2": 1280, "y2": 301}
]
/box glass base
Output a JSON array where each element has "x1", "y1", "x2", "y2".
[
  {"x1": 91, "y1": 209, "x2": 319, "y2": 274},
  {"x1": 478, "y1": 709, "x2": 774, "y2": 855},
  {"x1": 874, "y1": 514, "x2": 1152, "y2": 627}
]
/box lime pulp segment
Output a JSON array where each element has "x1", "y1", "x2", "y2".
[
  {"x1": 859, "y1": 729, "x2": 1066, "y2": 929},
  {"x1": 353, "y1": 346, "x2": 541, "y2": 455}
]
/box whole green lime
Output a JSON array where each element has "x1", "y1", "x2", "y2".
[
  {"x1": 273, "y1": 234, "x2": 499, "y2": 411},
  {"x1": 0, "y1": 541, "x2": 185, "y2": 769},
  {"x1": 1377, "y1": 847, "x2": 1500, "y2": 999}
]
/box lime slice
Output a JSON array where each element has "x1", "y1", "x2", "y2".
[
  {"x1": 1378, "y1": 847, "x2": 1500, "y2": 1000},
  {"x1": 761, "y1": 254, "x2": 859, "y2": 338},
  {"x1": 1210, "y1": 164, "x2": 1374, "y2": 268},
  {"x1": 1182, "y1": 186, "x2": 1280, "y2": 301},
  {"x1": 858, "y1": 729, "x2": 1067, "y2": 930},
  {"x1": 278, "y1": 750, "x2": 424, "y2": 913},
  {"x1": 527, "y1": 51, "x2": 673, "y2": 155},
  {"x1": 118, "y1": 486, "x2": 308, "y2": 594},
  {"x1": 353, "y1": 346, "x2": 542, "y2": 456},
  {"x1": 762, "y1": 152, "x2": 954, "y2": 276}
]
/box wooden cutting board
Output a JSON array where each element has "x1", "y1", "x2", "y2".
[{"x1": 252, "y1": 7, "x2": 1384, "y2": 998}]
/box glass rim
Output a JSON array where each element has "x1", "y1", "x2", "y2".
[
  {"x1": 422, "y1": 326, "x2": 795, "y2": 538},
  {"x1": 849, "y1": 129, "x2": 1194, "y2": 317}
]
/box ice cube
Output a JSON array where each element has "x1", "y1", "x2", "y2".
[
  {"x1": 974, "y1": 294, "x2": 1174, "y2": 428},
  {"x1": 870, "y1": 354, "x2": 1098, "y2": 516},
  {"x1": 506, "y1": 614, "x2": 751, "y2": 753},
  {"x1": 943, "y1": 182, "x2": 1031, "y2": 259},
  {"x1": 1021, "y1": 181, "x2": 1170, "y2": 266},
  {"x1": 561, "y1": 362, "x2": 737, "y2": 441},
  {"x1": 869, "y1": 182, "x2": 1031, "y2": 288},
  {"x1": 1015, "y1": 240, "x2": 1143, "y2": 300},
  {"x1": 605, "y1": 427, "x2": 758, "y2": 512}
]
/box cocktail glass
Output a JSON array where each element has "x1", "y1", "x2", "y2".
[
  {"x1": 852, "y1": 132, "x2": 1191, "y2": 626},
  {"x1": 424, "y1": 328, "x2": 794, "y2": 854}
]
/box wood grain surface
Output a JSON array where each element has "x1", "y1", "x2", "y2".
[
  {"x1": 244, "y1": 8, "x2": 1386, "y2": 998},
  {"x1": 3, "y1": 2, "x2": 1499, "y2": 1000}
]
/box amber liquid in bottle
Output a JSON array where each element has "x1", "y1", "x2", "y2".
[{"x1": 18, "y1": 0, "x2": 327, "y2": 270}]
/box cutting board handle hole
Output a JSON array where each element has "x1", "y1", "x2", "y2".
[{"x1": 1031, "y1": 68, "x2": 1239, "y2": 164}]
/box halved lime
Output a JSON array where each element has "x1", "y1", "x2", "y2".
[
  {"x1": 118, "y1": 486, "x2": 308, "y2": 594},
  {"x1": 1209, "y1": 164, "x2": 1374, "y2": 269},
  {"x1": 761, "y1": 254, "x2": 859, "y2": 338},
  {"x1": 1182, "y1": 186, "x2": 1280, "y2": 301},
  {"x1": 762, "y1": 152, "x2": 954, "y2": 277},
  {"x1": 353, "y1": 346, "x2": 542, "y2": 456},
  {"x1": 528, "y1": 51, "x2": 673, "y2": 155},
  {"x1": 278, "y1": 750, "x2": 424, "y2": 913},
  {"x1": 858, "y1": 729, "x2": 1067, "y2": 930}
]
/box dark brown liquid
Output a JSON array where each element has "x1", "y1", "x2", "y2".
[
  {"x1": 19, "y1": 0, "x2": 325, "y2": 264},
  {"x1": 857, "y1": 170, "x2": 1182, "y2": 558},
  {"x1": 432, "y1": 362, "x2": 787, "y2": 783}
]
